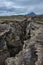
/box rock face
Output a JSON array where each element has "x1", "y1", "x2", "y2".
[
  {"x1": 0, "y1": 24, "x2": 10, "y2": 65},
  {"x1": 35, "y1": 31, "x2": 43, "y2": 65},
  {"x1": 0, "y1": 18, "x2": 43, "y2": 65},
  {"x1": 5, "y1": 21, "x2": 23, "y2": 56}
]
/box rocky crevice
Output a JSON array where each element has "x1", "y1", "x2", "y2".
[{"x1": 0, "y1": 19, "x2": 43, "y2": 65}]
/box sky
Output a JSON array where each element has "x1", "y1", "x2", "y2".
[{"x1": 0, "y1": 0, "x2": 43, "y2": 16}]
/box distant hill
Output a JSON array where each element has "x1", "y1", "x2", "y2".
[{"x1": 26, "y1": 12, "x2": 36, "y2": 16}]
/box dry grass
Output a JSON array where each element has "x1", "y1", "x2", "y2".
[{"x1": 0, "y1": 15, "x2": 25, "y2": 22}]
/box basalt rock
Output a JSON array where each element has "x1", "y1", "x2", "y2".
[
  {"x1": 0, "y1": 24, "x2": 10, "y2": 65},
  {"x1": 5, "y1": 20, "x2": 43, "y2": 65},
  {"x1": 35, "y1": 30, "x2": 43, "y2": 65},
  {"x1": 5, "y1": 21, "x2": 23, "y2": 56},
  {"x1": 0, "y1": 19, "x2": 43, "y2": 65}
]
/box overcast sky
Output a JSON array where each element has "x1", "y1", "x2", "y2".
[{"x1": 0, "y1": 0, "x2": 43, "y2": 16}]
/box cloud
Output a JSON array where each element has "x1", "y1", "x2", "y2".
[{"x1": 0, "y1": 0, "x2": 43, "y2": 16}]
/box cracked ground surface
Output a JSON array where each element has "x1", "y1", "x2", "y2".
[{"x1": 0, "y1": 17, "x2": 43, "y2": 65}]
